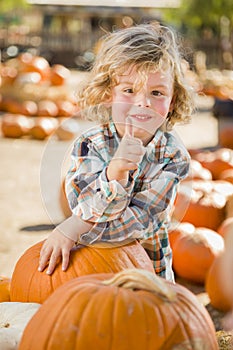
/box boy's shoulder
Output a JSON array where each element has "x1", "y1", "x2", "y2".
[
  {"x1": 76, "y1": 123, "x2": 110, "y2": 143},
  {"x1": 162, "y1": 131, "x2": 190, "y2": 160}
]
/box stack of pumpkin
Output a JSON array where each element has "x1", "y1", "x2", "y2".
[
  {"x1": 2, "y1": 147, "x2": 233, "y2": 349},
  {"x1": 1, "y1": 241, "x2": 219, "y2": 348},
  {"x1": 0, "y1": 53, "x2": 81, "y2": 141},
  {"x1": 170, "y1": 147, "x2": 233, "y2": 324},
  {"x1": 199, "y1": 69, "x2": 233, "y2": 101}
]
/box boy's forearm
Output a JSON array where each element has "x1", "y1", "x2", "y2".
[{"x1": 56, "y1": 215, "x2": 93, "y2": 242}]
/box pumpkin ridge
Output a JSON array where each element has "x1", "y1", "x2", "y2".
[
  {"x1": 76, "y1": 284, "x2": 116, "y2": 348},
  {"x1": 89, "y1": 246, "x2": 123, "y2": 272},
  {"x1": 49, "y1": 285, "x2": 98, "y2": 348}
]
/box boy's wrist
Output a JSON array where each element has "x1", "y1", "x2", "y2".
[
  {"x1": 56, "y1": 215, "x2": 93, "y2": 242},
  {"x1": 106, "y1": 164, "x2": 129, "y2": 183}
]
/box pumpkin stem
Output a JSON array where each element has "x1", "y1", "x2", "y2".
[{"x1": 102, "y1": 269, "x2": 176, "y2": 301}]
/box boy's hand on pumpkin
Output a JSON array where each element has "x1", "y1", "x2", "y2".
[
  {"x1": 107, "y1": 117, "x2": 145, "y2": 182},
  {"x1": 38, "y1": 229, "x2": 75, "y2": 275}
]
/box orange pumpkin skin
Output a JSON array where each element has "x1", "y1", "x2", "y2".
[
  {"x1": 173, "y1": 180, "x2": 231, "y2": 230},
  {"x1": 1, "y1": 114, "x2": 32, "y2": 138},
  {"x1": 10, "y1": 240, "x2": 154, "y2": 303},
  {"x1": 219, "y1": 127, "x2": 233, "y2": 150},
  {"x1": 168, "y1": 222, "x2": 194, "y2": 250},
  {"x1": 29, "y1": 117, "x2": 58, "y2": 140},
  {"x1": 193, "y1": 148, "x2": 233, "y2": 180},
  {"x1": 219, "y1": 168, "x2": 233, "y2": 184},
  {"x1": 185, "y1": 159, "x2": 212, "y2": 181},
  {"x1": 37, "y1": 100, "x2": 59, "y2": 118},
  {"x1": 171, "y1": 226, "x2": 224, "y2": 283},
  {"x1": 19, "y1": 271, "x2": 218, "y2": 350},
  {"x1": 217, "y1": 217, "x2": 233, "y2": 238},
  {"x1": 50, "y1": 64, "x2": 71, "y2": 86},
  {"x1": 205, "y1": 254, "x2": 232, "y2": 312},
  {"x1": 0, "y1": 276, "x2": 11, "y2": 302}
]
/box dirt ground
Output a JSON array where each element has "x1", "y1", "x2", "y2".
[{"x1": 1, "y1": 94, "x2": 229, "y2": 335}]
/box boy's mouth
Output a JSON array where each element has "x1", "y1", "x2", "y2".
[{"x1": 130, "y1": 114, "x2": 152, "y2": 121}]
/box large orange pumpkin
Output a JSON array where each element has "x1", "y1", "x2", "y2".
[
  {"x1": 0, "y1": 276, "x2": 11, "y2": 302},
  {"x1": 205, "y1": 254, "x2": 232, "y2": 312},
  {"x1": 10, "y1": 240, "x2": 154, "y2": 303},
  {"x1": 18, "y1": 269, "x2": 218, "y2": 350},
  {"x1": 171, "y1": 224, "x2": 224, "y2": 283}
]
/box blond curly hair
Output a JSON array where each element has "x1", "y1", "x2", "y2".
[{"x1": 77, "y1": 22, "x2": 195, "y2": 127}]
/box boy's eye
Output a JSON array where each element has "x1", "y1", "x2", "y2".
[
  {"x1": 123, "y1": 88, "x2": 134, "y2": 93},
  {"x1": 151, "y1": 90, "x2": 162, "y2": 96}
]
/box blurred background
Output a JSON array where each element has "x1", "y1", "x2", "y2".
[
  {"x1": 1, "y1": 2, "x2": 233, "y2": 338},
  {"x1": 0, "y1": 0, "x2": 233, "y2": 290}
]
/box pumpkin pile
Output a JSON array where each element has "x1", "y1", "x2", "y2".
[
  {"x1": 198, "y1": 68, "x2": 233, "y2": 101},
  {"x1": 1, "y1": 237, "x2": 222, "y2": 349},
  {"x1": 170, "y1": 146, "x2": 233, "y2": 321},
  {"x1": 2, "y1": 147, "x2": 233, "y2": 348},
  {"x1": 0, "y1": 53, "x2": 83, "y2": 141}
]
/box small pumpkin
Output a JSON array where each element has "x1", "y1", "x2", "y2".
[
  {"x1": 1, "y1": 114, "x2": 32, "y2": 138},
  {"x1": 205, "y1": 254, "x2": 232, "y2": 312},
  {"x1": 0, "y1": 302, "x2": 40, "y2": 350},
  {"x1": 185, "y1": 159, "x2": 212, "y2": 181},
  {"x1": 20, "y1": 100, "x2": 38, "y2": 116},
  {"x1": 29, "y1": 117, "x2": 58, "y2": 140},
  {"x1": 56, "y1": 118, "x2": 80, "y2": 141},
  {"x1": 24, "y1": 55, "x2": 50, "y2": 81},
  {"x1": 171, "y1": 224, "x2": 224, "y2": 283},
  {"x1": 56, "y1": 100, "x2": 76, "y2": 117},
  {"x1": 50, "y1": 64, "x2": 71, "y2": 86},
  {"x1": 193, "y1": 148, "x2": 233, "y2": 180},
  {"x1": 168, "y1": 222, "x2": 195, "y2": 250},
  {"x1": 0, "y1": 276, "x2": 11, "y2": 302},
  {"x1": 10, "y1": 240, "x2": 154, "y2": 303},
  {"x1": 37, "y1": 100, "x2": 59, "y2": 118},
  {"x1": 173, "y1": 180, "x2": 233, "y2": 230},
  {"x1": 18, "y1": 269, "x2": 218, "y2": 350}
]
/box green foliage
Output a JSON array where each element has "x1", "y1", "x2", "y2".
[
  {"x1": 163, "y1": 0, "x2": 233, "y2": 36},
  {"x1": 0, "y1": 0, "x2": 28, "y2": 13}
]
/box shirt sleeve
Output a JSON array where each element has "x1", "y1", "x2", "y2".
[
  {"x1": 65, "y1": 135, "x2": 190, "y2": 245},
  {"x1": 66, "y1": 137, "x2": 135, "y2": 222}
]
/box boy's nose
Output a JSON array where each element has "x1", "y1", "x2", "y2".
[{"x1": 136, "y1": 94, "x2": 151, "y2": 107}]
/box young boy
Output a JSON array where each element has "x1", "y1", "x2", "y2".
[{"x1": 39, "y1": 22, "x2": 194, "y2": 280}]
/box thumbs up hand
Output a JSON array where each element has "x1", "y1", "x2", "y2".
[{"x1": 107, "y1": 117, "x2": 145, "y2": 184}]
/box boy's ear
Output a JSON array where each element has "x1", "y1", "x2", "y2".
[
  {"x1": 169, "y1": 95, "x2": 176, "y2": 112},
  {"x1": 103, "y1": 97, "x2": 112, "y2": 108}
]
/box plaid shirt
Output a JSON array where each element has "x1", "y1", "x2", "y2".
[{"x1": 65, "y1": 121, "x2": 190, "y2": 279}]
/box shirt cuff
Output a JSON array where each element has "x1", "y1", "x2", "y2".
[{"x1": 100, "y1": 168, "x2": 134, "y2": 202}]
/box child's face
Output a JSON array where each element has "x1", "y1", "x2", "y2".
[{"x1": 111, "y1": 65, "x2": 174, "y2": 145}]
